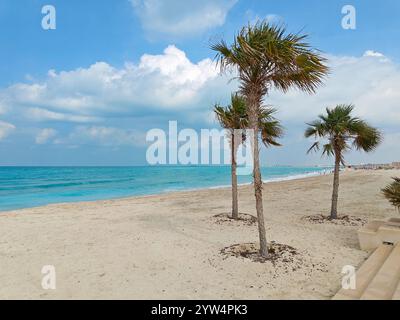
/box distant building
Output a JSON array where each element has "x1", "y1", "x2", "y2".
[{"x1": 392, "y1": 162, "x2": 400, "y2": 169}]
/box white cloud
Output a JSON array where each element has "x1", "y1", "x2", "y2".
[
  {"x1": 265, "y1": 14, "x2": 283, "y2": 24},
  {"x1": 269, "y1": 50, "x2": 400, "y2": 125},
  {"x1": 380, "y1": 132, "x2": 400, "y2": 153},
  {"x1": 66, "y1": 126, "x2": 146, "y2": 147},
  {"x1": 0, "y1": 45, "x2": 399, "y2": 164},
  {"x1": 27, "y1": 107, "x2": 101, "y2": 123},
  {"x1": 363, "y1": 50, "x2": 389, "y2": 63},
  {"x1": 363, "y1": 50, "x2": 384, "y2": 58},
  {"x1": 1, "y1": 47, "x2": 400, "y2": 132},
  {"x1": 0, "y1": 103, "x2": 7, "y2": 115},
  {"x1": 1, "y1": 46, "x2": 229, "y2": 122},
  {"x1": 0, "y1": 121, "x2": 15, "y2": 140},
  {"x1": 245, "y1": 11, "x2": 284, "y2": 25},
  {"x1": 35, "y1": 128, "x2": 57, "y2": 144},
  {"x1": 130, "y1": 0, "x2": 237, "y2": 37}
]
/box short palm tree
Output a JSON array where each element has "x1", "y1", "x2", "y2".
[
  {"x1": 212, "y1": 21, "x2": 328, "y2": 257},
  {"x1": 214, "y1": 94, "x2": 283, "y2": 220},
  {"x1": 214, "y1": 93, "x2": 247, "y2": 220},
  {"x1": 382, "y1": 178, "x2": 400, "y2": 211},
  {"x1": 305, "y1": 104, "x2": 382, "y2": 219}
]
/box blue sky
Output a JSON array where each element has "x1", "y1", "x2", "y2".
[{"x1": 0, "y1": 0, "x2": 399, "y2": 166}]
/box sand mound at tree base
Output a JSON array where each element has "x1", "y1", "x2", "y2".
[
  {"x1": 221, "y1": 242, "x2": 303, "y2": 268},
  {"x1": 302, "y1": 214, "x2": 367, "y2": 227},
  {"x1": 212, "y1": 213, "x2": 257, "y2": 226}
]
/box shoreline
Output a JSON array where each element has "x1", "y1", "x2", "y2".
[{"x1": 0, "y1": 168, "x2": 333, "y2": 214}]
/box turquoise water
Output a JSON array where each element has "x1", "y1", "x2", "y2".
[{"x1": 0, "y1": 166, "x2": 330, "y2": 212}]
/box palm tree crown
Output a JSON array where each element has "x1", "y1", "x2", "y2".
[
  {"x1": 305, "y1": 104, "x2": 382, "y2": 162},
  {"x1": 214, "y1": 93, "x2": 247, "y2": 133},
  {"x1": 305, "y1": 104, "x2": 382, "y2": 220},
  {"x1": 382, "y1": 177, "x2": 400, "y2": 211},
  {"x1": 214, "y1": 94, "x2": 284, "y2": 147},
  {"x1": 211, "y1": 22, "x2": 329, "y2": 99}
]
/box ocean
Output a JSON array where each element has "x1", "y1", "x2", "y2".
[{"x1": 0, "y1": 166, "x2": 331, "y2": 212}]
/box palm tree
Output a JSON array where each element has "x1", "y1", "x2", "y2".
[
  {"x1": 214, "y1": 94, "x2": 284, "y2": 221},
  {"x1": 211, "y1": 21, "x2": 328, "y2": 257},
  {"x1": 305, "y1": 104, "x2": 382, "y2": 220},
  {"x1": 214, "y1": 93, "x2": 247, "y2": 220},
  {"x1": 382, "y1": 178, "x2": 400, "y2": 211}
]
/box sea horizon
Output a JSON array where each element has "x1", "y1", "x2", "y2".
[{"x1": 0, "y1": 165, "x2": 331, "y2": 212}]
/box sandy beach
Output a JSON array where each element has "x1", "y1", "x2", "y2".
[{"x1": 0, "y1": 169, "x2": 398, "y2": 300}]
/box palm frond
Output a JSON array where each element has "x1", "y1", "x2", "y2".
[
  {"x1": 307, "y1": 141, "x2": 320, "y2": 154},
  {"x1": 322, "y1": 143, "x2": 335, "y2": 157},
  {"x1": 351, "y1": 121, "x2": 383, "y2": 152},
  {"x1": 258, "y1": 107, "x2": 284, "y2": 147},
  {"x1": 382, "y1": 177, "x2": 400, "y2": 211}
]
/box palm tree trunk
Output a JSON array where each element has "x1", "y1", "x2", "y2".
[
  {"x1": 330, "y1": 152, "x2": 341, "y2": 220},
  {"x1": 247, "y1": 95, "x2": 269, "y2": 258},
  {"x1": 231, "y1": 134, "x2": 239, "y2": 220}
]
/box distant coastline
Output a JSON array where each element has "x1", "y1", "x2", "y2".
[{"x1": 348, "y1": 162, "x2": 400, "y2": 170}]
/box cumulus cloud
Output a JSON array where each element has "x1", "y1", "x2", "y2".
[
  {"x1": 0, "y1": 45, "x2": 399, "y2": 164},
  {"x1": 1, "y1": 47, "x2": 399, "y2": 132},
  {"x1": 0, "y1": 46, "x2": 229, "y2": 122},
  {"x1": 130, "y1": 0, "x2": 237, "y2": 37},
  {"x1": 269, "y1": 50, "x2": 400, "y2": 125},
  {"x1": 27, "y1": 107, "x2": 101, "y2": 123},
  {"x1": 363, "y1": 50, "x2": 384, "y2": 58},
  {"x1": 0, "y1": 121, "x2": 15, "y2": 140},
  {"x1": 35, "y1": 128, "x2": 57, "y2": 144},
  {"x1": 64, "y1": 126, "x2": 146, "y2": 147}
]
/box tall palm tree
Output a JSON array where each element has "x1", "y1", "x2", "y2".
[
  {"x1": 215, "y1": 95, "x2": 284, "y2": 221},
  {"x1": 211, "y1": 21, "x2": 328, "y2": 257},
  {"x1": 382, "y1": 178, "x2": 400, "y2": 212},
  {"x1": 305, "y1": 104, "x2": 382, "y2": 219}
]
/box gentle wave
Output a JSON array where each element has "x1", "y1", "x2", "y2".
[{"x1": 207, "y1": 169, "x2": 333, "y2": 190}]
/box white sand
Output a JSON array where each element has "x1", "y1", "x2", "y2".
[{"x1": 0, "y1": 169, "x2": 398, "y2": 300}]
